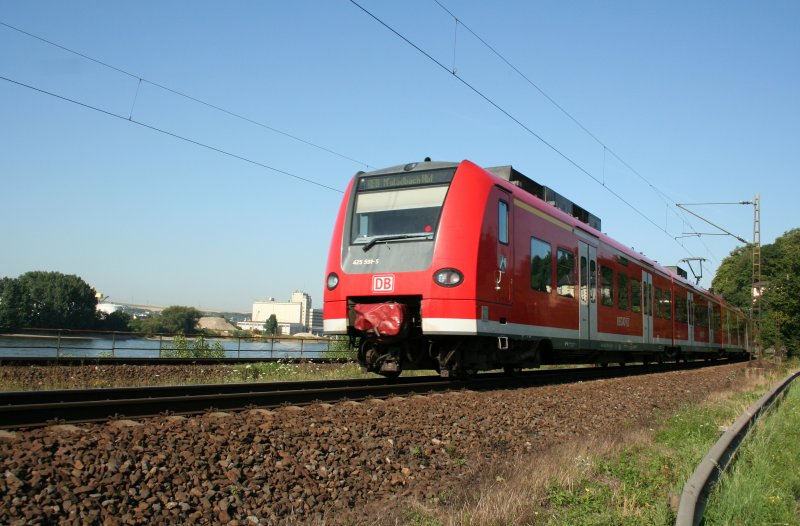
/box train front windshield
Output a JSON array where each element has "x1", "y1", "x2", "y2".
[{"x1": 350, "y1": 168, "x2": 455, "y2": 246}]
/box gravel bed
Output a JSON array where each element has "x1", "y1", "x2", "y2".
[{"x1": 0, "y1": 363, "x2": 748, "y2": 524}]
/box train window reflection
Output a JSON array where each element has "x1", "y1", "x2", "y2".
[
  {"x1": 556, "y1": 248, "x2": 575, "y2": 298},
  {"x1": 618, "y1": 273, "x2": 629, "y2": 310},
  {"x1": 530, "y1": 237, "x2": 552, "y2": 293},
  {"x1": 631, "y1": 278, "x2": 641, "y2": 313},
  {"x1": 600, "y1": 266, "x2": 614, "y2": 307}
]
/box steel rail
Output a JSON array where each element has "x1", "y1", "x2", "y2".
[
  {"x1": 0, "y1": 356, "x2": 352, "y2": 366},
  {"x1": 675, "y1": 369, "x2": 800, "y2": 526},
  {"x1": 0, "y1": 360, "x2": 736, "y2": 430}
]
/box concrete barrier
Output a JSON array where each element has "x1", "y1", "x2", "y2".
[{"x1": 675, "y1": 369, "x2": 800, "y2": 526}]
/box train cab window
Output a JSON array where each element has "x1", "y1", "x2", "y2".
[
  {"x1": 498, "y1": 201, "x2": 509, "y2": 245},
  {"x1": 530, "y1": 237, "x2": 552, "y2": 293},
  {"x1": 351, "y1": 184, "x2": 449, "y2": 244},
  {"x1": 618, "y1": 273, "x2": 629, "y2": 310},
  {"x1": 630, "y1": 278, "x2": 641, "y2": 313},
  {"x1": 600, "y1": 266, "x2": 614, "y2": 307},
  {"x1": 556, "y1": 248, "x2": 575, "y2": 298}
]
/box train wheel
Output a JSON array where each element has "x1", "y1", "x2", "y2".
[
  {"x1": 503, "y1": 366, "x2": 522, "y2": 376},
  {"x1": 378, "y1": 370, "x2": 401, "y2": 379}
]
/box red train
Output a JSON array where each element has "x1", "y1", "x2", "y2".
[{"x1": 323, "y1": 159, "x2": 750, "y2": 377}]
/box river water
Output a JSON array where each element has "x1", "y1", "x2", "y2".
[{"x1": 0, "y1": 334, "x2": 333, "y2": 359}]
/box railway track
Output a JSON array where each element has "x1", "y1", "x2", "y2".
[
  {"x1": 0, "y1": 359, "x2": 738, "y2": 429},
  {"x1": 0, "y1": 356, "x2": 350, "y2": 366}
]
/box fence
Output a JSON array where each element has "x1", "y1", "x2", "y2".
[{"x1": 0, "y1": 328, "x2": 350, "y2": 360}]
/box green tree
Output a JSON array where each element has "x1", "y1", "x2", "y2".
[
  {"x1": 263, "y1": 314, "x2": 278, "y2": 335},
  {"x1": 138, "y1": 306, "x2": 202, "y2": 335},
  {"x1": 0, "y1": 277, "x2": 28, "y2": 328},
  {"x1": 0, "y1": 271, "x2": 97, "y2": 329},
  {"x1": 711, "y1": 228, "x2": 800, "y2": 355},
  {"x1": 710, "y1": 245, "x2": 753, "y2": 310},
  {"x1": 96, "y1": 310, "x2": 133, "y2": 332},
  {"x1": 161, "y1": 334, "x2": 225, "y2": 358},
  {"x1": 761, "y1": 230, "x2": 800, "y2": 355}
]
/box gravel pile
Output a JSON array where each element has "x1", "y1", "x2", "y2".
[{"x1": 0, "y1": 363, "x2": 747, "y2": 525}]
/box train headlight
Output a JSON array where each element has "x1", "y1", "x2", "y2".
[
  {"x1": 433, "y1": 268, "x2": 463, "y2": 287},
  {"x1": 326, "y1": 272, "x2": 339, "y2": 291}
]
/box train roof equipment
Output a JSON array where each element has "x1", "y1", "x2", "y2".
[{"x1": 486, "y1": 165, "x2": 602, "y2": 231}]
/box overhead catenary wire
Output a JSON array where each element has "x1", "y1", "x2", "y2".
[
  {"x1": 348, "y1": 0, "x2": 701, "y2": 260},
  {"x1": 0, "y1": 21, "x2": 374, "y2": 171},
  {"x1": 0, "y1": 75, "x2": 344, "y2": 194},
  {"x1": 431, "y1": 0, "x2": 719, "y2": 264}
]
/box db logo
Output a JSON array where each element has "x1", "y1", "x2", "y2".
[{"x1": 372, "y1": 274, "x2": 395, "y2": 293}]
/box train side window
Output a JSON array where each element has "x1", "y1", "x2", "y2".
[
  {"x1": 664, "y1": 289, "x2": 672, "y2": 320},
  {"x1": 674, "y1": 294, "x2": 685, "y2": 322},
  {"x1": 556, "y1": 248, "x2": 575, "y2": 298},
  {"x1": 498, "y1": 200, "x2": 509, "y2": 245},
  {"x1": 618, "y1": 273, "x2": 629, "y2": 310},
  {"x1": 630, "y1": 278, "x2": 641, "y2": 313},
  {"x1": 681, "y1": 296, "x2": 689, "y2": 323},
  {"x1": 695, "y1": 303, "x2": 707, "y2": 328},
  {"x1": 654, "y1": 288, "x2": 663, "y2": 318},
  {"x1": 530, "y1": 237, "x2": 552, "y2": 293},
  {"x1": 600, "y1": 266, "x2": 614, "y2": 306}
]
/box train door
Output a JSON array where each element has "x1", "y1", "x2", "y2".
[
  {"x1": 578, "y1": 242, "x2": 598, "y2": 344},
  {"x1": 642, "y1": 271, "x2": 653, "y2": 345},
  {"x1": 495, "y1": 193, "x2": 513, "y2": 305},
  {"x1": 687, "y1": 292, "x2": 695, "y2": 347}
]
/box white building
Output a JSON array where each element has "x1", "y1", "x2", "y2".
[
  {"x1": 97, "y1": 302, "x2": 123, "y2": 315},
  {"x1": 238, "y1": 292, "x2": 314, "y2": 336}
]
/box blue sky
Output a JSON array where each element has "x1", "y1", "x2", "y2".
[{"x1": 1, "y1": 1, "x2": 797, "y2": 312}]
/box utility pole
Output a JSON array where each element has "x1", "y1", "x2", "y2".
[
  {"x1": 751, "y1": 194, "x2": 761, "y2": 350},
  {"x1": 676, "y1": 197, "x2": 762, "y2": 354}
]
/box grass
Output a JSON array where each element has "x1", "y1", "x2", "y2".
[
  {"x1": 703, "y1": 383, "x2": 800, "y2": 525},
  {"x1": 0, "y1": 362, "x2": 374, "y2": 391},
  {"x1": 0, "y1": 360, "x2": 446, "y2": 391},
  {"x1": 404, "y1": 359, "x2": 798, "y2": 526}
]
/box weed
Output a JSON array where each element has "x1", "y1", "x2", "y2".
[
  {"x1": 404, "y1": 510, "x2": 443, "y2": 526},
  {"x1": 704, "y1": 383, "x2": 800, "y2": 525}
]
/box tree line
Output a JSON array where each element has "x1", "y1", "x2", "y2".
[
  {"x1": 0, "y1": 271, "x2": 284, "y2": 337},
  {"x1": 711, "y1": 228, "x2": 800, "y2": 356},
  {"x1": 0, "y1": 271, "x2": 205, "y2": 335}
]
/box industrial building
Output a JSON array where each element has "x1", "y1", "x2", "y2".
[{"x1": 237, "y1": 292, "x2": 323, "y2": 335}]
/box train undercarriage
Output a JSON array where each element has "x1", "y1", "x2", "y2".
[
  {"x1": 354, "y1": 334, "x2": 744, "y2": 379},
  {"x1": 347, "y1": 299, "x2": 746, "y2": 379}
]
